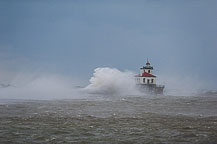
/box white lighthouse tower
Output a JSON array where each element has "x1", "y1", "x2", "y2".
[
  {"x1": 135, "y1": 60, "x2": 156, "y2": 85},
  {"x1": 135, "y1": 60, "x2": 164, "y2": 94}
]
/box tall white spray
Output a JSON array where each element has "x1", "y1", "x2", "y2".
[{"x1": 85, "y1": 67, "x2": 140, "y2": 95}]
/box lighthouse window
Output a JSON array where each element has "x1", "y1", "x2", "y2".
[
  {"x1": 143, "y1": 78, "x2": 145, "y2": 83},
  {"x1": 147, "y1": 79, "x2": 150, "y2": 84},
  {"x1": 148, "y1": 70, "x2": 150, "y2": 73},
  {"x1": 151, "y1": 79, "x2": 154, "y2": 83}
]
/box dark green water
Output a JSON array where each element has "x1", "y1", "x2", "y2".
[{"x1": 0, "y1": 95, "x2": 217, "y2": 143}]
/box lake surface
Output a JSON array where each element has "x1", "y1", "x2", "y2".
[{"x1": 0, "y1": 94, "x2": 217, "y2": 143}]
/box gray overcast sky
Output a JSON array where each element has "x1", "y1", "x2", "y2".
[{"x1": 0, "y1": 0, "x2": 217, "y2": 85}]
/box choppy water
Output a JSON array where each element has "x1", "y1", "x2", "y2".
[{"x1": 0, "y1": 95, "x2": 217, "y2": 144}]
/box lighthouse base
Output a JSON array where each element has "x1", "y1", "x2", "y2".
[{"x1": 136, "y1": 84, "x2": 164, "y2": 95}]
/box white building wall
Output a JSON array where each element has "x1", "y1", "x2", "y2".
[
  {"x1": 135, "y1": 77, "x2": 156, "y2": 84},
  {"x1": 144, "y1": 69, "x2": 152, "y2": 74}
]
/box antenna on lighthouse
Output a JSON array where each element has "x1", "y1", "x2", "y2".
[{"x1": 146, "y1": 58, "x2": 150, "y2": 65}]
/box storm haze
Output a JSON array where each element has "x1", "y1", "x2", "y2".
[{"x1": 0, "y1": 0, "x2": 217, "y2": 98}]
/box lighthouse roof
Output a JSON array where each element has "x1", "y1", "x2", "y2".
[{"x1": 135, "y1": 72, "x2": 156, "y2": 77}]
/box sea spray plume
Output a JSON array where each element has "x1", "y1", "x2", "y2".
[{"x1": 84, "y1": 67, "x2": 140, "y2": 95}]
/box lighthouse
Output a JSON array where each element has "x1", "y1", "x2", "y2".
[{"x1": 135, "y1": 60, "x2": 164, "y2": 95}]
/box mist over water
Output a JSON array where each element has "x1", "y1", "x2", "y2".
[
  {"x1": 0, "y1": 67, "x2": 213, "y2": 100},
  {"x1": 0, "y1": 73, "x2": 83, "y2": 100},
  {"x1": 158, "y1": 74, "x2": 206, "y2": 96}
]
